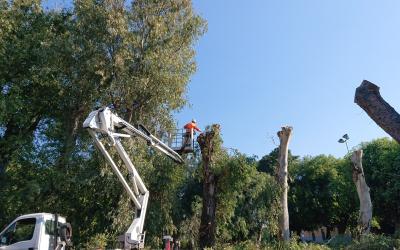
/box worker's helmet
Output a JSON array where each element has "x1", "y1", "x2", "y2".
[{"x1": 192, "y1": 119, "x2": 196, "y2": 123}]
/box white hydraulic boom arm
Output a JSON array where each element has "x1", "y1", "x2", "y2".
[{"x1": 83, "y1": 107, "x2": 183, "y2": 249}]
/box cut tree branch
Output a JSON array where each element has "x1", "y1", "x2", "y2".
[{"x1": 355, "y1": 80, "x2": 400, "y2": 143}]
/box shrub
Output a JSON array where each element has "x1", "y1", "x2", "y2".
[
  {"x1": 345, "y1": 234, "x2": 400, "y2": 250},
  {"x1": 82, "y1": 233, "x2": 108, "y2": 249},
  {"x1": 327, "y1": 235, "x2": 352, "y2": 249}
]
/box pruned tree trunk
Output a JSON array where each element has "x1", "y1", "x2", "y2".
[
  {"x1": 197, "y1": 124, "x2": 221, "y2": 249},
  {"x1": 355, "y1": 80, "x2": 400, "y2": 144},
  {"x1": 351, "y1": 149, "x2": 372, "y2": 234},
  {"x1": 277, "y1": 126, "x2": 293, "y2": 241}
]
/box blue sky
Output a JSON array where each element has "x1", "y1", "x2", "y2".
[
  {"x1": 44, "y1": 0, "x2": 400, "y2": 158},
  {"x1": 174, "y1": 0, "x2": 400, "y2": 158}
]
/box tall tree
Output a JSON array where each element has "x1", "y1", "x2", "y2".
[
  {"x1": 0, "y1": 0, "x2": 206, "y2": 248},
  {"x1": 0, "y1": 0, "x2": 66, "y2": 173},
  {"x1": 277, "y1": 126, "x2": 293, "y2": 241}
]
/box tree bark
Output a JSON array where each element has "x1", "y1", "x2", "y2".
[
  {"x1": 277, "y1": 126, "x2": 293, "y2": 241},
  {"x1": 57, "y1": 106, "x2": 85, "y2": 169},
  {"x1": 197, "y1": 124, "x2": 220, "y2": 249},
  {"x1": 351, "y1": 149, "x2": 372, "y2": 235},
  {"x1": 326, "y1": 226, "x2": 332, "y2": 239},
  {"x1": 355, "y1": 80, "x2": 400, "y2": 144}
]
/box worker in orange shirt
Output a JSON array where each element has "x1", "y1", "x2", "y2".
[
  {"x1": 182, "y1": 119, "x2": 201, "y2": 151},
  {"x1": 184, "y1": 119, "x2": 202, "y2": 133}
]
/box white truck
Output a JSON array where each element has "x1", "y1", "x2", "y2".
[
  {"x1": 0, "y1": 107, "x2": 189, "y2": 250},
  {"x1": 0, "y1": 213, "x2": 72, "y2": 250}
]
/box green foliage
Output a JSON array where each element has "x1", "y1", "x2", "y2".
[
  {"x1": 2, "y1": 1, "x2": 400, "y2": 248},
  {"x1": 179, "y1": 195, "x2": 202, "y2": 249},
  {"x1": 82, "y1": 233, "x2": 109, "y2": 249},
  {"x1": 215, "y1": 240, "x2": 330, "y2": 250},
  {"x1": 257, "y1": 147, "x2": 298, "y2": 175},
  {"x1": 262, "y1": 237, "x2": 330, "y2": 250},
  {"x1": 360, "y1": 138, "x2": 400, "y2": 234},
  {"x1": 0, "y1": 0, "x2": 206, "y2": 248},
  {"x1": 289, "y1": 155, "x2": 358, "y2": 234},
  {"x1": 196, "y1": 125, "x2": 282, "y2": 247},
  {"x1": 326, "y1": 235, "x2": 353, "y2": 249},
  {"x1": 345, "y1": 234, "x2": 400, "y2": 250},
  {"x1": 215, "y1": 152, "x2": 281, "y2": 244}
]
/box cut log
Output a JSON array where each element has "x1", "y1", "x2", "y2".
[
  {"x1": 277, "y1": 126, "x2": 293, "y2": 241},
  {"x1": 355, "y1": 80, "x2": 400, "y2": 144},
  {"x1": 351, "y1": 149, "x2": 372, "y2": 234}
]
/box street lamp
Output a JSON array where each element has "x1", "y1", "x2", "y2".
[{"x1": 338, "y1": 134, "x2": 350, "y2": 153}]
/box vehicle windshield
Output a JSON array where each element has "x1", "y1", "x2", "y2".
[{"x1": 0, "y1": 218, "x2": 36, "y2": 246}]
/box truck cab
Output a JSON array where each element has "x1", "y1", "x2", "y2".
[{"x1": 0, "y1": 213, "x2": 71, "y2": 250}]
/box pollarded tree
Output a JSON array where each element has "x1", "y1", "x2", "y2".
[
  {"x1": 197, "y1": 124, "x2": 224, "y2": 248},
  {"x1": 277, "y1": 126, "x2": 293, "y2": 241},
  {"x1": 351, "y1": 150, "x2": 372, "y2": 235}
]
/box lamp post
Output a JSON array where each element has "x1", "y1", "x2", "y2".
[{"x1": 338, "y1": 134, "x2": 350, "y2": 153}]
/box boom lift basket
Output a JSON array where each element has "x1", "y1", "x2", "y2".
[{"x1": 164, "y1": 129, "x2": 195, "y2": 154}]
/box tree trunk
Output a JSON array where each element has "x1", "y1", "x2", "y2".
[
  {"x1": 277, "y1": 126, "x2": 293, "y2": 241},
  {"x1": 355, "y1": 80, "x2": 400, "y2": 144},
  {"x1": 258, "y1": 225, "x2": 263, "y2": 244},
  {"x1": 197, "y1": 124, "x2": 221, "y2": 249},
  {"x1": 351, "y1": 149, "x2": 372, "y2": 235},
  {"x1": 320, "y1": 228, "x2": 326, "y2": 241},
  {"x1": 326, "y1": 226, "x2": 332, "y2": 239},
  {"x1": 58, "y1": 107, "x2": 85, "y2": 169}
]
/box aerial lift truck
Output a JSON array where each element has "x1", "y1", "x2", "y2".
[{"x1": 0, "y1": 107, "x2": 189, "y2": 250}]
